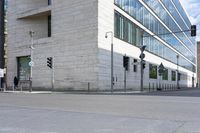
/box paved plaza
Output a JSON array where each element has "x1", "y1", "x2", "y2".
[{"x1": 0, "y1": 88, "x2": 200, "y2": 133}]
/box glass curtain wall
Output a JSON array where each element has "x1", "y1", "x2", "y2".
[
  {"x1": 162, "y1": 0, "x2": 195, "y2": 45},
  {"x1": 144, "y1": 0, "x2": 195, "y2": 54},
  {"x1": 114, "y1": 0, "x2": 195, "y2": 72}
]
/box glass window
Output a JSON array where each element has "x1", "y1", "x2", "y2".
[
  {"x1": 48, "y1": 0, "x2": 51, "y2": 5},
  {"x1": 17, "y1": 56, "x2": 31, "y2": 81},
  {"x1": 162, "y1": 69, "x2": 168, "y2": 80},
  {"x1": 114, "y1": 11, "x2": 137, "y2": 45},
  {"x1": 48, "y1": 15, "x2": 51, "y2": 37},
  {"x1": 149, "y1": 64, "x2": 157, "y2": 79},
  {"x1": 113, "y1": 2, "x2": 196, "y2": 72},
  {"x1": 171, "y1": 71, "x2": 176, "y2": 81}
]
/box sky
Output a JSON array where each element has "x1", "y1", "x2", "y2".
[{"x1": 179, "y1": 0, "x2": 200, "y2": 42}]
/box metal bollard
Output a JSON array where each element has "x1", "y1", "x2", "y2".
[
  {"x1": 149, "y1": 83, "x2": 151, "y2": 92},
  {"x1": 153, "y1": 83, "x2": 154, "y2": 91},
  {"x1": 156, "y1": 83, "x2": 158, "y2": 90},
  {"x1": 88, "y1": 82, "x2": 90, "y2": 93}
]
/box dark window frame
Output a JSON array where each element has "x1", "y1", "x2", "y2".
[
  {"x1": 48, "y1": 15, "x2": 51, "y2": 37},
  {"x1": 171, "y1": 71, "x2": 176, "y2": 81},
  {"x1": 48, "y1": 0, "x2": 51, "y2": 5}
]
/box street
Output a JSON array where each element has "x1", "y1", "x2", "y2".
[{"x1": 0, "y1": 89, "x2": 200, "y2": 133}]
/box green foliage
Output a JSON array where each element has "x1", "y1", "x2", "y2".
[
  {"x1": 149, "y1": 64, "x2": 157, "y2": 79},
  {"x1": 162, "y1": 69, "x2": 168, "y2": 80},
  {"x1": 171, "y1": 71, "x2": 176, "y2": 81}
]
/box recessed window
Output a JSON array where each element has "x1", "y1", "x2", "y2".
[
  {"x1": 48, "y1": 0, "x2": 51, "y2": 5},
  {"x1": 149, "y1": 64, "x2": 157, "y2": 79},
  {"x1": 48, "y1": 15, "x2": 51, "y2": 37},
  {"x1": 171, "y1": 71, "x2": 176, "y2": 81},
  {"x1": 17, "y1": 56, "x2": 31, "y2": 81},
  {"x1": 162, "y1": 69, "x2": 168, "y2": 80}
]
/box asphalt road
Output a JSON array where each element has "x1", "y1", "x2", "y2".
[{"x1": 0, "y1": 88, "x2": 200, "y2": 133}]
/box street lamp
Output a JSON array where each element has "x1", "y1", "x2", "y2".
[
  {"x1": 29, "y1": 30, "x2": 35, "y2": 92},
  {"x1": 105, "y1": 31, "x2": 114, "y2": 93},
  {"x1": 176, "y1": 55, "x2": 179, "y2": 89}
]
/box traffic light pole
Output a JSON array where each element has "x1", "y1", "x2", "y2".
[
  {"x1": 177, "y1": 55, "x2": 179, "y2": 89},
  {"x1": 30, "y1": 41, "x2": 33, "y2": 92},
  {"x1": 140, "y1": 57, "x2": 144, "y2": 92},
  {"x1": 140, "y1": 45, "x2": 146, "y2": 92},
  {"x1": 105, "y1": 31, "x2": 114, "y2": 93},
  {"x1": 29, "y1": 31, "x2": 34, "y2": 92},
  {"x1": 52, "y1": 57, "x2": 55, "y2": 91},
  {"x1": 111, "y1": 41, "x2": 113, "y2": 93},
  {"x1": 124, "y1": 66, "x2": 126, "y2": 92}
]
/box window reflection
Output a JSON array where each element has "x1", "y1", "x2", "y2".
[{"x1": 114, "y1": 0, "x2": 196, "y2": 72}]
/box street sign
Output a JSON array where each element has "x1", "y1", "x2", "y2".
[
  {"x1": 29, "y1": 61, "x2": 34, "y2": 67},
  {"x1": 158, "y1": 63, "x2": 164, "y2": 70},
  {"x1": 0, "y1": 69, "x2": 4, "y2": 78},
  {"x1": 139, "y1": 53, "x2": 145, "y2": 59}
]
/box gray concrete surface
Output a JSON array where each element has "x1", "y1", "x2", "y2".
[{"x1": 0, "y1": 88, "x2": 200, "y2": 133}]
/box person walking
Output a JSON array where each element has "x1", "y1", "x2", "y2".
[{"x1": 14, "y1": 76, "x2": 19, "y2": 90}]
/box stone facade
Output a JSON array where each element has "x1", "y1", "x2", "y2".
[
  {"x1": 7, "y1": 0, "x2": 98, "y2": 90},
  {"x1": 0, "y1": 0, "x2": 4, "y2": 69},
  {"x1": 197, "y1": 42, "x2": 200, "y2": 85}
]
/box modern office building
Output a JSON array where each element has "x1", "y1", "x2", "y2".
[{"x1": 7, "y1": 0, "x2": 196, "y2": 91}]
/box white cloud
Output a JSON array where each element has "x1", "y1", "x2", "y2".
[{"x1": 179, "y1": 0, "x2": 200, "y2": 41}]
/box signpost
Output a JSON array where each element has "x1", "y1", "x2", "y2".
[
  {"x1": 0, "y1": 69, "x2": 3, "y2": 78},
  {"x1": 158, "y1": 63, "x2": 165, "y2": 90},
  {"x1": 0, "y1": 69, "x2": 4, "y2": 90}
]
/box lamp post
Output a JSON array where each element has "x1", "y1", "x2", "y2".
[
  {"x1": 176, "y1": 55, "x2": 179, "y2": 89},
  {"x1": 105, "y1": 31, "x2": 114, "y2": 93},
  {"x1": 29, "y1": 30, "x2": 35, "y2": 92}
]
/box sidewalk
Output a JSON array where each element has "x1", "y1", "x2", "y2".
[
  {"x1": 1, "y1": 90, "x2": 53, "y2": 94},
  {"x1": 0, "y1": 87, "x2": 198, "y2": 95}
]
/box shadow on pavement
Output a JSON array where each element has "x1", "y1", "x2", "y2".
[{"x1": 136, "y1": 88, "x2": 200, "y2": 97}]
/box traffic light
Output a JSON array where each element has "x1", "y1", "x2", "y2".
[
  {"x1": 47, "y1": 57, "x2": 52, "y2": 69},
  {"x1": 139, "y1": 53, "x2": 145, "y2": 59},
  {"x1": 140, "y1": 45, "x2": 146, "y2": 53},
  {"x1": 191, "y1": 25, "x2": 196, "y2": 37},
  {"x1": 142, "y1": 62, "x2": 146, "y2": 69},
  {"x1": 123, "y1": 56, "x2": 129, "y2": 71},
  {"x1": 139, "y1": 45, "x2": 146, "y2": 60},
  {"x1": 178, "y1": 73, "x2": 181, "y2": 81}
]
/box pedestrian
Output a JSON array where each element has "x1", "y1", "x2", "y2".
[{"x1": 14, "y1": 76, "x2": 19, "y2": 90}]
